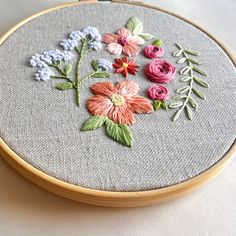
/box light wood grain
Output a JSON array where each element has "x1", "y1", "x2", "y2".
[{"x1": 0, "y1": 0, "x2": 235, "y2": 207}]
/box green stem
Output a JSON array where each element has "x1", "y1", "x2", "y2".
[
  {"x1": 80, "y1": 68, "x2": 102, "y2": 85},
  {"x1": 76, "y1": 40, "x2": 87, "y2": 107},
  {"x1": 49, "y1": 64, "x2": 67, "y2": 76}
]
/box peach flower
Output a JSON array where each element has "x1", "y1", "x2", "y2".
[
  {"x1": 102, "y1": 27, "x2": 144, "y2": 57},
  {"x1": 87, "y1": 80, "x2": 153, "y2": 125}
]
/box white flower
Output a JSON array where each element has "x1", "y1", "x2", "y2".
[
  {"x1": 60, "y1": 39, "x2": 78, "y2": 51},
  {"x1": 82, "y1": 26, "x2": 101, "y2": 41},
  {"x1": 89, "y1": 41, "x2": 102, "y2": 50},
  {"x1": 97, "y1": 59, "x2": 113, "y2": 72},
  {"x1": 34, "y1": 67, "x2": 55, "y2": 81},
  {"x1": 69, "y1": 31, "x2": 86, "y2": 41}
]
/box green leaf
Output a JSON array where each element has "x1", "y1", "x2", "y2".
[
  {"x1": 188, "y1": 96, "x2": 198, "y2": 109},
  {"x1": 169, "y1": 101, "x2": 183, "y2": 109},
  {"x1": 180, "y1": 76, "x2": 192, "y2": 82},
  {"x1": 192, "y1": 88, "x2": 205, "y2": 99},
  {"x1": 192, "y1": 66, "x2": 208, "y2": 76},
  {"x1": 193, "y1": 77, "x2": 209, "y2": 88},
  {"x1": 185, "y1": 105, "x2": 193, "y2": 120},
  {"x1": 175, "y1": 43, "x2": 182, "y2": 50},
  {"x1": 173, "y1": 95, "x2": 187, "y2": 100},
  {"x1": 180, "y1": 66, "x2": 192, "y2": 75},
  {"x1": 126, "y1": 17, "x2": 143, "y2": 35},
  {"x1": 177, "y1": 58, "x2": 187, "y2": 64},
  {"x1": 160, "y1": 102, "x2": 168, "y2": 110},
  {"x1": 176, "y1": 86, "x2": 190, "y2": 94},
  {"x1": 184, "y1": 49, "x2": 201, "y2": 56},
  {"x1": 64, "y1": 64, "x2": 72, "y2": 75},
  {"x1": 152, "y1": 39, "x2": 163, "y2": 47},
  {"x1": 91, "y1": 60, "x2": 99, "y2": 71},
  {"x1": 153, "y1": 100, "x2": 161, "y2": 111},
  {"x1": 188, "y1": 58, "x2": 202, "y2": 65},
  {"x1": 92, "y1": 72, "x2": 110, "y2": 78},
  {"x1": 138, "y1": 33, "x2": 154, "y2": 41},
  {"x1": 56, "y1": 82, "x2": 73, "y2": 90},
  {"x1": 105, "y1": 119, "x2": 133, "y2": 147},
  {"x1": 172, "y1": 109, "x2": 182, "y2": 121},
  {"x1": 172, "y1": 49, "x2": 183, "y2": 57},
  {"x1": 81, "y1": 116, "x2": 107, "y2": 131}
]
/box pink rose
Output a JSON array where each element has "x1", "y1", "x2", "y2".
[
  {"x1": 147, "y1": 85, "x2": 169, "y2": 101},
  {"x1": 144, "y1": 45, "x2": 164, "y2": 59},
  {"x1": 144, "y1": 59, "x2": 176, "y2": 83}
]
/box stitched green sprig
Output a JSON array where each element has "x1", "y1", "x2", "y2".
[{"x1": 169, "y1": 43, "x2": 209, "y2": 121}]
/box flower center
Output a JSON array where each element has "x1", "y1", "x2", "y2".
[
  {"x1": 110, "y1": 94, "x2": 126, "y2": 106},
  {"x1": 123, "y1": 63, "x2": 129, "y2": 68},
  {"x1": 152, "y1": 47, "x2": 160, "y2": 52},
  {"x1": 117, "y1": 38, "x2": 128, "y2": 46}
]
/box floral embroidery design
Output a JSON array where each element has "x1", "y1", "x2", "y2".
[
  {"x1": 113, "y1": 57, "x2": 139, "y2": 78},
  {"x1": 102, "y1": 17, "x2": 154, "y2": 56},
  {"x1": 82, "y1": 80, "x2": 153, "y2": 147},
  {"x1": 144, "y1": 39, "x2": 164, "y2": 59},
  {"x1": 169, "y1": 43, "x2": 209, "y2": 121},
  {"x1": 147, "y1": 85, "x2": 169, "y2": 111},
  {"x1": 30, "y1": 27, "x2": 112, "y2": 107}
]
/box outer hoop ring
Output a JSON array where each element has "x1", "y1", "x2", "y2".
[{"x1": 1, "y1": 0, "x2": 235, "y2": 207}]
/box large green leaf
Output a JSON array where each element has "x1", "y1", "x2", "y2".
[
  {"x1": 56, "y1": 82, "x2": 73, "y2": 90},
  {"x1": 81, "y1": 116, "x2": 107, "y2": 131},
  {"x1": 105, "y1": 119, "x2": 133, "y2": 147},
  {"x1": 92, "y1": 72, "x2": 110, "y2": 78},
  {"x1": 126, "y1": 17, "x2": 143, "y2": 35}
]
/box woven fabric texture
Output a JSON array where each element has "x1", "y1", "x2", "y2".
[{"x1": 0, "y1": 2, "x2": 236, "y2": 191}]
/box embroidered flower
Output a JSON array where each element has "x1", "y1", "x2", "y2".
[
  {"x1": 97, "y1": 59, "x2": 113, "y2": 72},
  {"x1": 102, "y1": 27, "x2": 144, "y2": 57},
  {"x1": 145, "y1": 59, "x2": 176, "y2": 83},
  {"x1": 88, "y1": 41, "x2": 102, "y2": 50},
  {"x1": 34, "y1": 67, "x2": 55, "y2": 81},
  {"x1": 83, "y1": 26, "x2": 101, "y2": 40},
  {"x1": 113, "y1": 57, "x2": 139, "y2": 78},
  {"x1": 87, "y1": 81, "x2": 153, "y2": 125},
  {"x1": 147, "y1": 85, "x2": 169, "y2": 101},
  {"x1": 144, "y1": 45, "x2": 164, "y2": 59},
  {"x1": 60, "y1": 39, "x2": 78, "y2": 51},
  {"x1": 69, "y1": 31, "x2": 85, "y2": 41}
]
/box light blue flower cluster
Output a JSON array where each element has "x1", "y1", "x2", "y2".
[
  {"x1": 60, "y1": 26, "x2": 102, "y2": 51},
  {"x1": 34, "y1": 67, "x2": 55, "y2": 81},
  {"x1": 97, "y1": 59, "x2": 113, "y2": 72},
  {"x1": 29, "y1": 50, "x2": 73, "y2": 81}
]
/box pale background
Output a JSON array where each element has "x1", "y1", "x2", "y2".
[{"x1": 0, "y1": 0, "x2": 235, "y2": 235}]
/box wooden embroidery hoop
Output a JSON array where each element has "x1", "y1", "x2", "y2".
[{"x1": 0, "y1": 0, "x2": 236, "y2": 207}]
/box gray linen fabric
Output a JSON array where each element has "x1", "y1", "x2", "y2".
[{"x1": 0, "y1": 2, "x2": 236, "y2": 191}]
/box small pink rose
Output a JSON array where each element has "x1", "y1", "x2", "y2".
[
  {"x1": 144, "y1": 59, "x2": 176, "y2": 83},
  {"x1": 147, "y1": 85, "x2": 170, "y2": 101},
  {"x1": 144, "y1": 45, "x2": 164, "y2": 59}
]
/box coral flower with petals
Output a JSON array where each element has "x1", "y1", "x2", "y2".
[
  {"x1": 113, "y1": 57, "x2": 139, "y2": 78},
  {"x1": 87, "y1": 80, "x2": 153, "y2": 125},
  {"x1": 102, "y1": 27, "x2": 144, "y2": 57}
]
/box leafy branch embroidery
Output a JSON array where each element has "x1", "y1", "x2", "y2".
[
  {"x1": 30, "y1": 27, "x2": 112, "y2": 108},
  {"x1": 169, "y1": 43, "x2": 209, "y2": 121}
]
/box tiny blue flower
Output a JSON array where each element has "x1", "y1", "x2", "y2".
[
  {"x1": 88, "y1": 41, "x2": 102, "y2": 51},
  {"x1": 97, "y1": 59, "x2": 113, "y2": 72},
  {"x1": 60, "y1": 39, "x2": 78, "y2": 51},
  {"x1": 82, "y1": 26, "x2": 101, "y2": 41},
  {"x1": 29, "y1": 54, "x2": 48, "y2": 68},
  {"x1": 34, "y1": 67, "x2": 55, "y2": 81},
  {"x1": 69, "y1": 31, "x2": 86, "y2": 41},
  {"x1": 62, "y1": 51, "x2": 74, "y2": 62}
]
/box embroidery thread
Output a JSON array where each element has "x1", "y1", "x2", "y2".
[
  {"x1": 170, "y1": 43, "x2": 209, "y2": 121},
  {"x1": 30, "y1": 27, "x2": 112, "y2": 107},
  {"x1": 147, "y1": 85, "x2": 169, "y2": 111},
  {"x1": 113, "y1": 57, "x2": 139, "y2": 78},
  {"x1": 82, "y1": 80, "x2": 153, "y2": 147},
  {"x1": 102, "y1": 17, "x2": 154, "y2": 56}
]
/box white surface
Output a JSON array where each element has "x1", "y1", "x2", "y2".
[{"x1": 0, "y1": 0, "x2": 235, "y2": 235}]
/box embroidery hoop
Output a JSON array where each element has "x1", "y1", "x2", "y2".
[{"x1": 0, "y1": 0, "x2": 235, "y2": 207}]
